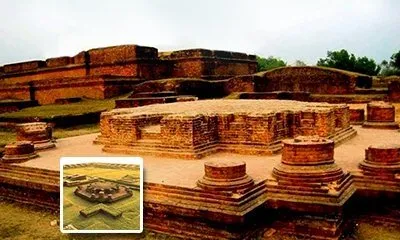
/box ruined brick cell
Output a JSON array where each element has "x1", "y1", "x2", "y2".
[
  {"x1": 96, "y1": 99, "x2": 356, "y2": 159},
  {"x1": 362, "y1": 101, "x2": 399, "y2": 129}
]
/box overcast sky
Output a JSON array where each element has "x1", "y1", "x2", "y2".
[{"x1": 0, "y1": 0, "x2": 399, "y2": 66}]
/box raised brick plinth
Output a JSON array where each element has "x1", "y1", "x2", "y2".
[
  {"x1": 362, "y1": 102, "x2": 399, "y2": 129},
  {"x1": 350, "y1": 108, "x2": 365, "y2": 125},
  {"x1": 74, "y1": 180, "x2": 133, "y2": 203},
  {"x1": 354, "y1": 144, "x2": 400, "y2": 194},
  {"x1": 1, "y1": 141, "x2": 38, "y2": 163},
  {"x1": 197, "y1": 160, "x2": 254, "y2": 192},
  {"x1": 273, "y1": 137, "x2": 344, "y2": 184},
  {"x1": 268, "y1": 136, "x2": 355, "y2": 215},
  {"x1": 98, "y1": 100, "x2": 356, "y2": 159},
  {"x1": 16, "y1": 122, "x2": 55, "y2": 150},
  {"x1": 359, "y1": 144, "x2": 400, "y2": 176}
]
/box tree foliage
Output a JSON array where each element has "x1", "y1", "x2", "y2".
[
  {"x1": 317, "y1": 49, "x2": 380, "y2": 76},
  {"x1": 390, "y1": 50, "x2": 400, "y2": 69},
  {"x1": 257, "y1": 56, "x2": 286, "y2": 72},
  {"x1": 379, "y1": 50, "x2": 400, "y2": 76},
  {"x1": 294, "y1": 60, "x2": 307, "y2": 66}
]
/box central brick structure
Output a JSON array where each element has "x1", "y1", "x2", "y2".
[
  {"x1": 74, "y1": 180, "x2": 133, "y2": 203},
  {"x1": 362, "y1": 101, "x2": 399, "y2": 129},
  {"x1": 96, "y1": 100, "x2": 356, "y2": 159}
]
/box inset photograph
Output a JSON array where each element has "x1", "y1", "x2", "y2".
[{"x1": 60, "y1": 157, "x2": 143, "y2": 233}]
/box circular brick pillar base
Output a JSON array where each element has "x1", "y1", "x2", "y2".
[
  {"x1": 362, "y1": 102, "x2": 399, "y2": 129},
  {"x1": 359, "y1": 144, "x2": 400, "y2": 176},
  {"x1": 16, "y1": 122, "x2": 56, "y2": 150},
  {"x1": 1, "y1": 141, "x2": 38, "y2": 163},
  {"x1": 273, "y1": 136, "x2": 345, "y2": 184},
  {"x1": 197, "y1": 160, "x2": 254, "y2": 192}
]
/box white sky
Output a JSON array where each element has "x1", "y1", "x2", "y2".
[{"x1": 0, "y1": 0, "x2": 399, "y2": 65}]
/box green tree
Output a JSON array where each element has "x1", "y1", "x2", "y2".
[
  {"x1": 317, "y1": 49, "x2": 356, "y2": 71},
  {"x1": 354, "y1": 56, "x2": 381, "y2": 76},
  {"x1": 294, "y1": 60, "x2": 307, "y2": 66},
  {"x1": 378, "y1": 51, "x2": 400, "y2": 76},
  {"x1": 256, "y1": 56, "x2": 286, "y2": 72},
  {"x1": 317, "y1": 49, "x2": 380, "y2": 75},
  {"x1": 390, "y1": 50, "x2": 400, "y2": 69}
]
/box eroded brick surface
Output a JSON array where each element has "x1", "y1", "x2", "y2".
[
  {"x1": 97, "y1": 100, "x2": 355, "y2": 159},
  {"x1": 363, "y1": 101, "x2": 399, "y2": 129}
]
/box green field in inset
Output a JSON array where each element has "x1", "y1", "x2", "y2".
[{"x1": 63, "y1": 165, "x2": 140, "y2": 231}]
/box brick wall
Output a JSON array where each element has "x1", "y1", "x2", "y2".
[
  {"x1": 388, "y1": 80, "x2": 400, "y2": 102},
  {"x1": 0, "y1": 45, "x2": 257, "y2": 104},
  {"x1": 257, "y1": 66, "x2": 371, "y2": 94}
]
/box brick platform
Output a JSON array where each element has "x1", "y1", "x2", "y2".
[
  {"x1": 1, "y1": 141, "x2": 38, "y2": 163},
  {"x1": 96, "y1": 100, "x2": 357, "y2": 159},
  {"x1": 269, "y1": 136, "x2": 355, "y2": 208},
  {"x1": 1, "y1": 127, "x2": 400, "y2": 239},
  {"x1": 267, "y1": 136, "x2": 356, "y2": 239},
  {"x1": 354, "y1": 144, "x2": 400, "y2": 193},
  {"x1": 15, "y1": 122, "x2": 56, "y2": 150},
  {"x1": 0, "y1": 164, "x2": 59, "y2": 210},
  {"x1": 362, "y1": 101, "x2": 399, "y2": 129}
]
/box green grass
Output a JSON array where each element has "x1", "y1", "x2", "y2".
[
  {"x1": 0, "y1": 128, "x2": 15, "y2": 148},
  {"x1": 0, "y1": 200, "x2": 178, "y2": 240},
  {"x1": 53, "y1": 124, "x2": 100, "y2": 139},
  {"x1": 0, "y1": 124, "x2": 100, "y2": 148},
  {"x1": 0, "y1": 98, "x2": 115, "y2": 119},
  {"x1": 63, "y1": 166, "x2": 141, "y2": 231}
]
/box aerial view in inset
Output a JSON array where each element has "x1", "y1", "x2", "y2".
[{"x1": 62, "y1": 163, "x2": 140, "y2": 231}]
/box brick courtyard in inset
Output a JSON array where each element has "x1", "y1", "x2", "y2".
[{"x1": 62, "y1": 163, "x2": 140, "y2": 231}]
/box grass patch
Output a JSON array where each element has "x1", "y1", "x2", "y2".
[
  {"x1": 0, "y1": 128, "x2": 15, "y2": 148},
  {"x1": 0, "y1": 124, "x2": 100, "y2": 148},
  {"x1": 0, "y1": 200, "x2": 177, "y2": 240},
  {"x1": 0, "y1": 98, "x2": 115, "y2": 119},
  {"x1": 53, "y1": 124, "x2": 99, "y2": 139}
]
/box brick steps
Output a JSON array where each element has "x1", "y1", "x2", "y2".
[
  {"x1": 329, "y1": 127, "x2": 357, "y2": 146},
  {"x1": 144, "y1": 181, "x2": 268, "y2": 223},
  {"x1": 0, "y1": 164, "x2": 59, "y2": 191}
]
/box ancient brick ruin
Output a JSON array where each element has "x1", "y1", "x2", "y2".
[
  {"x1": 0, "y1": 45, "x2": 256, "y2": 105},
  {"x1": 349, "y1": 108, "x2": 365, "y2": 125},
  {"x1": 74, "y1": 180, "x2": 133, "y2": 203},
  {"x1": 362, "y1": 101, "x2": 399, "y2": 129},
  {"x1": 267, "y1": 136, "x2": 355, "y2": 238},
  {"x1": 354, "y1": 144, "x2": 400, "y2": 193},
  {"x1": 197, "y1": 161, "x2": 254, "y2": 192},
  {"x1": 15, "y1": 122, "x2": 55, "y2": 150},
  {"x1": 1, "y1": 141, "x2": 38, "y2": 163},
  {"x1": 256, "y1": 66, "x2": 372, "y2": 94},
  {"x1": 95, "y1": 100, "x2": 356, "y2": 158}
]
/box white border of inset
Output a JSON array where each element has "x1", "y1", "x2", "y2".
[{"x1": 60, "y1": 157, "x2": 143, "y2": 234}]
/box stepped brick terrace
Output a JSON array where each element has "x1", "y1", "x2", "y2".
[
  {"x1": 1, "y1": 124, "x2": 399, "y2": 239},
  {"x1": 95, "y1": 99, "x2": 356, "y2": 159},
  {"x1": 0, "y1": 100, "x2": 400, "y2": 239}
]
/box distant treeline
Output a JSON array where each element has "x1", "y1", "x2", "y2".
[{"x1": 257, "y1": 49, "x2": 400, "y2": 77}]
